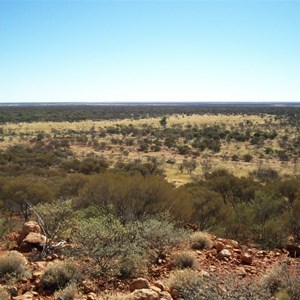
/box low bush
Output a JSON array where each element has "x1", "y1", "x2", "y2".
[
  {"x1": 118, "y1": 254, "x2": 147, "y2": 278},
  {"x1": 172, "y1": 252, "x2": 199, "y2": 269},
  {"x1": 136, "y1": 215, "x2": 190, "y2": 260},
  {"x1": 168, "y1": 270, "x2": 204, "y2": 300},
  {"x1": 54, "y1": 283, "x2": 78, "y2": 300},
  {"x1": 250, "y1": 167, "x2": 279, "y2": 182},
  {"x1": 0, "y1": 251, "x2": 28, "y2": 279},
  {"x1": 190, "y1": 232, "x2": 213, "y2": 250},
  {"x1": 243, "y1": 154, "x2": 253, "y2": 162},
  {"x1": 74, "y1": 213, "x2": 189, "y2": 276},
  {"x1": 261, "y1": 263, "x2": 300, "y2": 300},
  {"x1": 74, "y1": 216, "x2": 144, "y2": 276},
  {"x1": 33, "y1": 200, "x2": 74, "y2": 246},
  {"x1": 40, "y1": 261, "x2": 80, "y2": 292}
]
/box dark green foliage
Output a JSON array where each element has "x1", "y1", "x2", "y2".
[
  {"x1": 0, "y1": 104, "x2": 300, "y2": 124},
  {"x1": 2, "y1": 178, "x2": 54, "y2": 220},
  {"x1": 243, "y1": 153, "x2": 253, "y2": 162},
  {"x1": 58, "y1": 174, "x2": 89, "y2": 199},
  {"x1": 184, "y1": 185, "x2": 229, "y2": 231},
  {"x1": 278, "y1": 151, "x2": 289, "y2": 161},
  {"x1": 250, "y1": 167, "x2": 279, "y2": 182},
  {"x1": 115, "y1": 158, "x2": 164, "y2": 177},
  {"x1": 62, "y1": 157, "x2": 109, "y2": 174},
  {"x1": 178, "y1": 145, "x2": 190, "y2": 155},
  {"x1": 207, "y1": 171, "x2": 259, "y2": 205},
  {"x1": 74, "y1": 172, "x2": 192, "y2": 223},
  {"x1": 225, "y1": 191, "x2": 287, "y2": 248},
  {"x1": 159, "y1": 116, "x2": 167, "y2": 127}
]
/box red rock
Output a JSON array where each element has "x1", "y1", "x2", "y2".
[
  {"x1": 87, "y1": 292, "x2": 97, "y2": 300},
  {"x1": 18, "y1": 221, "x2": 41, "y2": 245},
  {"x1": 130, "y1": 278, "x2": 151, "y2": 292},
  {"x1": 153, "y1": 281, "x2": 165, "y2": 291},
  {"x1": 241, "y1": 253, "x2": 253, "y2": 265},
  {"x1": 237, "y1": 266, "x2": 247, "y2": 277},
  {"x1": 82, "y1": 280, "x2": 96, "y2": 294},
  {"x1": 159, "y1": 291, "x2": 172, "y2": 300},
  {"x1": 233, "y1": 248, "x2": 241, "y2": 254},
  {"x1": 211, "y1": 249, "x2": 218, "y2": 256},
  {"x1": 131, "y1": 288, "x2": 159, "y2": 300},
  {"x1": 217, "y1": 249, "x2": 232, "y2": 260},
  {"x1": 214, "y1": 241, "x2": 225, "y2": 252},
  {"x1": 19, "y1": 232, "x2": 46, "y2": 252}
]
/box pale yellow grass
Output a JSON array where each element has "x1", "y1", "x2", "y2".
[
  {"x1": 1, "y1": 114, "x2": 270, "y2": 134},
  {"x1": 1, "y1": 113, "x2": 297, "y2": 186}
]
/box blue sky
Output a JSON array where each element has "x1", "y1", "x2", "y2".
[{"x1": 0, "y1": 1, "x2": 299, "y2": 102}]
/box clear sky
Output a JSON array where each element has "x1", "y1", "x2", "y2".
[{"x1": 0, "y1": 0, "x2": 299, "y2": 103}]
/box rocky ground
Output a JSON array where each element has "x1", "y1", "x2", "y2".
[{"x1": 0, "y1": 221, "x2": 299, "y2": 300}]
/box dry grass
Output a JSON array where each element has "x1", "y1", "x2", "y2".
[
  {"x1": 1, "y1": 113, "x2": 298, "y2": 185},
  {"x1": 1, "y1": 113, "x2": 269, "y2": 134}
]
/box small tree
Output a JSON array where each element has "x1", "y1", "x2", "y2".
[
  {"x1": 159, "y1": 116, "x2": 167, "y2": 127},
  {"x1": 185, "y1": 186, "x2": 230, "y2": 231},
  {"x1": 3, "y1": 178, "x2": 54, "y2": 221},
  {"x1": 31, "y1": 200, "x2": 74, "y2": 255}
]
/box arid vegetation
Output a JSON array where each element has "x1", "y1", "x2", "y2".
[{"x1": 0, "y1": 104, "x2": 300, "y2": 299}]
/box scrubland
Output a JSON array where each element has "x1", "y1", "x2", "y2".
[{"x1": 0, "y1": 104, "x2": 299, "y2": 299}]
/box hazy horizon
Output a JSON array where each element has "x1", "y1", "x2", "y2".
[{"x1": 0, "y1": 1, "x2": 299, "y2": 103}]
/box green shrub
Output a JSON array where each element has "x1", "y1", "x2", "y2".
[
  {"x1": 225, "y1": 191, "x2": 287, "y2": 248},
  {"x1": 168, "y1": 270, "x2": 203, "y2": 300},
  {"x1": 58, "y1": 174, "x2": 88, "y2": 199},
  {"x1": 54, "y1": 283, "x2": 78, "y2": 300},
  {"x1": 243, "y1": 154, "x2": 253, "y2": 162},
  {"x1": 74, "y1": 213, "x2": 189, "y2": 276},
  {"x1": 74, "y1": 216, "x2": 144, "y2": 276},
  {"x1": 0, "y1": 251, "x2": 28, "y2": 279},
  {"x1": 259, "y1": 218, "x2": 287, "y2": 249},
  {"x1": 40, "y1": 261, "x2": 80, "y2": 291},
  {"x1": 185, "y1": 185, "x2": 230, "y2": 231},
  {"x1": 135, "y1": 215, "x2": 190, "y2": 260},
  {"x1": 172, "y1": 252, "x2": 199, "y2": 269},
  {"x1": 74, "y1": 173, "x2": 193, "y2": 223},
  {"x1": 118, "y1": 254, "x2": 147, "y2": 279},
  {"x1": 2, "y1": 178, "x2": 54, "y2": 221},
  {"x1": 261, "y1": 263, "x2": 300, "y2": 300},
  {"x1": 250, "y1": 167, "x2": 279, "y2": 182},
  {"x1": 33, "y1": 200, "x2": 74, "y2": 245},
  {"x1": 190, "y1": 232, "x2": 213, "y2": 250}
]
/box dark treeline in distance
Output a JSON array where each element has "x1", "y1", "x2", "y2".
[{"x1": 0, "y1": 103, "x2": 300, "y2": 124}]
